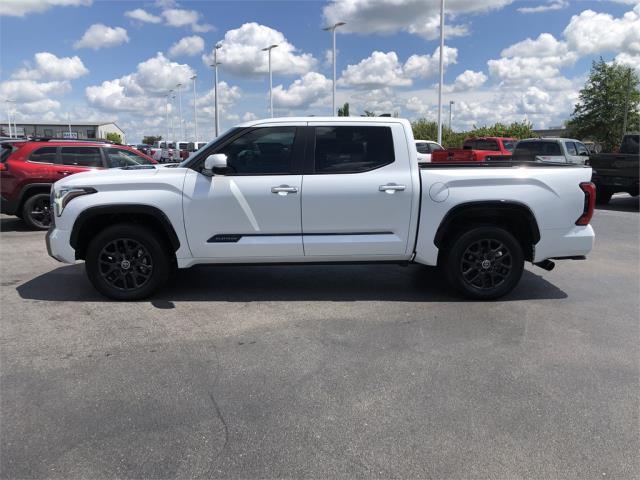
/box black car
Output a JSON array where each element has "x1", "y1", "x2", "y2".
[{"x1": 588, "y1": 134, "x2": 639, "y2": 203}]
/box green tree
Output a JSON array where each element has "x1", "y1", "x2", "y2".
[
  {"x1": 411, "y1": 119, "x2": 536, "y2": 148},
  {"x1": 104, "y1": 132, "x2": 123, "y2": 144},
  {"x1": 337, "y1": 102, "x2": 350, "y2": 116},
  {"x1": 142, "y1": 135, "x2": 161, "y2": 145},
  {"x1": 567, "y1": 59, "x2": 639, "y2": 151}
]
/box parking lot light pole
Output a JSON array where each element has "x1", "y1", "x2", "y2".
[
  {"x1": 165, "y1": 91, "x2": 172, "y2": 147},
  {"x1": 5, "y1": 99, "x2": 14, "y2": 138},
  {"x1": 170, "y1": 92, "x2": 175, "y2": 143},
  {"x1": 191, "y1": 75, "x2": 198, "y2": 142},
  {"x1": 449, "y1": 100, "x2": 455, "y2": 131},
  {"x1": 262, "y1": 44, "x2": 278, "y2": 118},
  {"x1": 176, "y1": 83, "x2": 184, "y2": 141},
  {"x1": 323, "y1": 22, "x2": 346, "y2": 116},
  {"x1": 210, "y1": 43, "x2": 222, "y2": 138},
  {"x1": 437, "y1": 0, "x2": 445, "y2": 145}
]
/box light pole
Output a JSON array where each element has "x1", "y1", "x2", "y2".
[
  {"x1": 5, "y1": 99, "x2": 15, "y2": 138},
  {"x1": 190, "y1": 75, "x2": 198, "y2": 142},
  {"x1": 323, "y1": 22, "x2": 346, "y2": 116},
  {"x1": 210, "y1": 43, "x2": 222, "y2": 137},
  {"x1": 449, "y1": 100, "x2": 455, "y2": 131},
  {"x1": 262, "y1": 44, "x2": 278, "y2": 118},
  {"x1": 437, "y1": 0, "x2": 445, "y2": 145},
  {"x1": 176, "y1": 83, "x2": 184, "y2": 141},
  {"x1": 165, "y1": 90, "x2": 172, "y2": 147},
  {"x1": 170, "y1": 92, "x2": 175, "y2": 143}
]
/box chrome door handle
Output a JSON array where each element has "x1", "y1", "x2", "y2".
[
  {"x1": 379, "y1": 183, "x2": 406, "y2": 193},
  {"x1": 271, "y1": 185, "x2": 298, "y2": 195}
]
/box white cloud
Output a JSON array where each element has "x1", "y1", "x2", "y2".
[
  {"x1": 0, "y1": 80, "x2": 71, "y2": 103},
  {"x1": 322, "y1": 0, "x2": 513, "y2": 40},
  {"x1": 162, "y1": 7, "x2": 213, "y2": 33},
  {"x1": 74, "y1": 24, "x2": 129, "y2": 50},
  {"x1": 196, "y1": 81, "x2": 242, "y2": 114},
  {"x1": 125, "y1": 8, "x2": 162, "y2": 24},
  {"x1": 403, "y1": 46, "x2": 458, "y2": 79},
  {"x1": 563, "y1": 7, "x2": 640, "y2": 56},
  {"x1": 340, "y1": 47, "x2": 457, "y2": 89},
  {"x1": 202, "y1": 23, "x2": 316, "y2": 77},
  {"x1": 10, "y1": 52, "x2": 88, "y2": 81},
  {"x1": 451, "y1": 70, "x2": 487, "y2": 91},
  {"x1": 615, "y1": 52, "x2": 640, "y2": 72},
  {"x1": 518, "y1": 0, "x2": 568, "y2": 14},
  {"x1": 86, "y1": 52, "x2": 195, "y2": 113},
  {"x1": 273, "y1": 72, "x2": 332, "y2": 109},
  {"x1": 168, "y1": 35, "x2": 205, "y2": 57},
  {"x1": 242, "y1": 112, "x2": 258, "y2": 122},
  {"x1": 0, "y1": 0, "x2": 91, "y2": 17}
]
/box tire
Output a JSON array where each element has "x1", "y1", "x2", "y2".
[
  {"x1": 85, "y1": 223, "x2": 170, "y2": 300},
  {"x1": 596, "y1": 187, "x2": 613, "y2": 204},
  {"x1": 22, "y1": 193, "x2": 52, "y2": 230},
  {"x1": 443, "y1": 226, "x2": 524, "y2": 300}
]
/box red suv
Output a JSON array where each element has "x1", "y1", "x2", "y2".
[{"x1": 1, "y1": 139, "x2": 156, "y2": 230}]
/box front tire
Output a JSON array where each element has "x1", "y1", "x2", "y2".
[
  {"x1": 85, "y1": 224, "x2": 170, "y2": 300},
  {"x1": 22, "y1": 193, "x2": 52, "y2": 230},
  {"x1": 443, "y1": 226, "x2": 524, "y2": 300}
]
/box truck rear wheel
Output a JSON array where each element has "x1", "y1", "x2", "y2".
[
  {"x1": 85, "y1": 223, "x2": 170, "y2": 300},
  {"x1": 443, "y1": 226, "x2": 524, "y2": 300}
]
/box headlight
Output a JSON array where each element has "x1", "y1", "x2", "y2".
[{"x1": 53, "y1": 187, "x2": 96, "y2": 217}]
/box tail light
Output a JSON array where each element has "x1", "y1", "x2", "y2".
[
  {"x1": 0, "y1": 163, "x2": 7, "y2": 171},
  {"x1": 576, "y1": 182, "x2": 595, "y2": 225}
]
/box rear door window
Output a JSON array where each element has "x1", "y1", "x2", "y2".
[
  {"x1": 313, "y1": 126, "x2": 395, "y2": 174},
  {"x1": 565, "y1": 142, "x2": 577, "y2": 155},
  {"x1": 29, "y1": 146, "x2": 57, "y2": 163},
  {"x1": 60, "y1": 147, "x2": 103, "y2": 167}
]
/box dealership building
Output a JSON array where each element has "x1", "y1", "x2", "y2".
[{"x1": 0, "y1": 121, "x2": 125, "y2": 142}]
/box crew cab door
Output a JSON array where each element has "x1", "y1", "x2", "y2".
[
  {"x1": 182, "y1": 125, "x2": 305, "y2": 259},
  {"x1": 302, "y1": 122, "x2": 415, "y2": 257}
]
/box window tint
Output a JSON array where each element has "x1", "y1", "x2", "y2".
[
  {"x1": 516, "y1": 141, "x2": 561, "y2": 156},
  {"x1": 416, "y1": 142, "x2": 430, "y2": 154},
  {"x1": 29, "y1": 146, "x2": 57, "y2": 163},
  {"x1": 475, "y1": 140, "x2": 500, "y2": 151},
  {"x1": 60, "y1": 147, "x2": 102, "y2": 167},
  {"x1": 431, "y1": 144, "x2": 444, "y2": 151},
  {"x1": 314, "y1": 126, "x2": 394, "y2": 174},
  {"x1": 105, "y1": 148, "x2": 154, "y2": 168},
  {"x1": 217, "y1": 126, "x2": 296, "y2": 175},
  {"x1": 565, "y1": 141, "x2": 577, "y2": 155}
]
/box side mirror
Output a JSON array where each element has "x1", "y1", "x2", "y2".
[{"x1": 203, "y1": 153, "x2": 228, "y2": 176}]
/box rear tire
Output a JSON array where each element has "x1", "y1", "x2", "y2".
[
  {"x1": 443, "y1": 226, "x2": 524, "y2": 300},
  {"x1": 22, "y1": 193, "x2": 52, "y2": 230},
  {"x1": 85, "y1": 223, "x2": 170, "y2": 300}
]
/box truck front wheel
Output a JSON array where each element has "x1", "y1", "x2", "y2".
[
  {"x1": 85, "y1": 223, "x2": 170, "y2": 300},
  {"x1": 443, "y1": 226, "x2": 524, "y2": 300}
]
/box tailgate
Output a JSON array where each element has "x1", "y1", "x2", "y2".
[{"x1": 590, "y1": 153, "x2": 639, "y2": 178}]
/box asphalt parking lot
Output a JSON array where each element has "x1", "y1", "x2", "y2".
[{"x1": 1, "y1": 195, "x2": 638, "y2": 479}]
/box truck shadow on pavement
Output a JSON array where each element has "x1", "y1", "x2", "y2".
[
  {"x1": 596, "y1": 194, "x2": 639, "y2": 213},
  {"x1": 0, "y1": 217, "x2": 34, "y2": 232},
  {"x1": 16, "y1": 263, "x2": 567, "y2": 304}
]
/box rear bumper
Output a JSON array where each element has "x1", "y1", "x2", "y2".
[
  {"x1": 0, "y1": 195, "x2": 18, "y2": 215},
  {"x1": 45, "y1": 227, "x2": 76, "y2": 263},
  {"x1": 533, "y1": 225, "x2": 595, "y2": 263}
]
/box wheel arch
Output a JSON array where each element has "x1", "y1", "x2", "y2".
[
  {"x1": 70, "y1": 204, "x2": 180, "y2": 260},
  {"x1": 434, "y1": 201, "x2": 541, "y2": 262},
  {"x1": 18, "y1": 183, "x2": 52, "y2": 212}
]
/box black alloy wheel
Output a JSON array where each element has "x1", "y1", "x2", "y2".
[
  {"x1": 85, "y1": 223, "x2": 170, "y2": 300},
  {"x1": 98, "y1": 238, "x2": 154, "y2": 291},
  {"x1": 22, "y1": 193, "x2": 52, "y2": 230},
  {"x1": 444, "y1": 226, "x2": 524, "y2": 300}
]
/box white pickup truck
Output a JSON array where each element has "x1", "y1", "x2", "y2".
[{"x1": 46, "y1": 117, "x2": 595, "y2": 300}]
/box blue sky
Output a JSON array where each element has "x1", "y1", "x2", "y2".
[{"x1": 1, "y1": 0, "x2": 638, "y2": 142}]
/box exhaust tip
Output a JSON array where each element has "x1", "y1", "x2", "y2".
[{"x1": 534, "y1": 260, "x2": 555, "y2": 271}]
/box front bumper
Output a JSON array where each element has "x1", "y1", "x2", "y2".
[{"x1": 45, "y1": 227, "x2": 76, "y2": 263}]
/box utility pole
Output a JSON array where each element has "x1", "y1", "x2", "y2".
[
  {"x1": 210, "y1": 43, "x2": 222, "y2": 137},
  {"x1": 262, "y1": 44, "x2": 278, "y2": 117},
  {"x1": 191, "y1": 75, "x2": 198, "y2": 142},
  {"x1": 323, "y1": 22, "x2": 346, "y2": 116},
  {"x1": 437, "y1": 0, "x2": 445, "y2": 145},
  {"x1": 176, "y1": 83, "x2": 184, "y2": 141}
]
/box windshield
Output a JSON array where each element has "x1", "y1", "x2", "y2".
[{"x1": 503, "y1": 141, "x2": 516, "y2": 152}]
